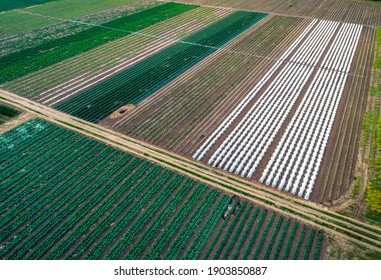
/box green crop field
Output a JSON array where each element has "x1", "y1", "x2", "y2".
[
  {"x1": 0, "y1": 103, "x2": 20, "y2": 125},
  {"x1": 0, "y1": 0, "x2": 144, "y2": 37},
  {"x1": 0, "y1": 0, "x2": 57, "y2": 12},
  {"x1": 54, "y1": 10, "x2": 267, "y2": 123},
  {"x1": 0, "y1": 2, "x2": 197, "y2": 84},
  {"x1": 0, "y1": 119, "x2": 325, "y2": 259}
]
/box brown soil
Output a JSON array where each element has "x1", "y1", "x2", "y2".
[
  {"x1": 99, "y1": 104, "x2": 136, "y2": 128},
  {"x1": 169, "y1": 0, "x2": 381, "y2": 26},
  {"x1": 313, "y1": 26, "x2": 375, "y2": 203}
]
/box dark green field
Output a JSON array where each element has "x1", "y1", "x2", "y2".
[
  {"x1": 0, "y1": 0, "x2": 57, "y2": 12},
  {"x1": 0, "y1": 119, "x2": 325, "y2": 259},
  {"x1": 0, "y1": 103, "x2": 20, "y2": 125}
]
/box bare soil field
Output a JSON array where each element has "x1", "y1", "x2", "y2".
[
  {"x1": 313, "y1": 26, "x2": 375, "y2": 202},
  {"x1": 172, "y1": 0, "x2": 381, "y2": 26}
]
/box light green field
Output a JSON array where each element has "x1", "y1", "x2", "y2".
[{"x1": 0, "y1": 0, "x2": 141, "y2": 37}]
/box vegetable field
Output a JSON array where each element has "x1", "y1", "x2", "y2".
[
  {"x1": 0, "y1": 119, "x2": 325, "y2": 260},
  {"x1": 53, "y1": 10, "x2": 267, "y2": 122},
  {"x1": 0, "y1": 0, "x2": 381, "y2": 212},
  {"x1": 3, "y1": 6, "x2": 232, "y2": 100},
  {"x1": 0, "y1": 2, "x2": 197, "y2": 84},
  {"x1": 0, "y1": 0, "x2": 56, "y2": 12}
]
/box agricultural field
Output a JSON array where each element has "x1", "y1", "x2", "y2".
[
  {"x1": 0, "y1": 0, "x2": 379, "y2": 204},
  {"x1": 176, "y1": 0, "x2": 381, "y2": 26},
  {"x1": 0, "y1": 0, "x2": 56, "y2": 12},
  {"x1": 1, "y1": 0, "x2": 381, "y2": 261},
  {"x1": 0, "y1": 103, "x2": 20, "y2": 125},
  {"x1": 0, "y1": 2, "x2": 199, "y2": 84},
  {"x1": 0, "y1": 119, "x2": 325, "y2": 260},
  {"x1": 112, "y1": 14, "x2": 375, "y2": 203},
  {"x1": 0, "y1": 0, "x2": 152, "y2": 37}
]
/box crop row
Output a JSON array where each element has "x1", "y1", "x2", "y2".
[
  {"x1": 221, "y1": 203, "x2": 252, "y2": 260},
  {"x1": 60, "y1": 163, "x2": 162, "y2": 259},
  {"x1": 261, "y1": 23, "x2": 362, "y2": 199},
  {"x1": 137, "y1": 179, "x2": 204, "y2": 259},
  {"x1": 182, "y1": 195, "x2": 231, "y2": 260},
  {"x1": 3, "y1": 143, "x2": 118, "y2": 259},
  {"x1": 161, "y1": 188, "x2": 219, "y2": 259},
  {"x1": 195, "y1": 20, "x2": 339, "y2": 179},
  {"x1": 1, "y1": 120, "x2": 325, "y2": 259},
  {"x1": 103, "y1": 176, "x2": 193, "y2": 260},
  {"x1": 25, "y1": 150, "x2": 136, "y2": 259},
  {"x1": 54, "y1": 11, "x2": 267, "y2": 122},
  {"x1": 213, "y1": 202, "x2": 248, "y2": 259},
  {"x1": 0, "y1": 2, "x2": 197, "y2": 84},
  {"x1": 5, "y1": 6, "x2": 231, "y2": 100},
  {"x1": 50, "y1": 168, "x2": 172, "y2": 259}
]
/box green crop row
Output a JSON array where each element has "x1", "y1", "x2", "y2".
[
  {"x1": 140, "y1": 180, "x2": 206, "y2": 260},
  {"x1": 0, "y1": 3, "x2": 197, "y2": 84},
  {"x1": 221, "y1": 203, "x2": 252, "y2": 260},
  {"x1": 231, "y1": 206, "x2": 260, "y2": 259},
  {"x1": 123, "y1": 180, "x2": 197, "y2": 260},
  {"x1": 66, "y1": 160, "x2": 160, "y2": 259},
  {"x1": 303, "y1": 229, "x2": 316, "y2": 259},
  {"x1": 252, "y1": 213, "x2": 275, "y2": 259},
  {"x1": 242, "y1": 209, "x2": 268, "y2": 259},
  {"x1": 1, "y1": 139, "x2": 106, "y2": 257},
  {"x1": 103, "y1": 175, "x2": 190, "y2": 259},
  {"x1": 282, "y1": 221, "x2": 300, "y2": 260},
  {"x1": 24, "y1": 157, "x2": 147, "y2": 259},
  {"x1": 49, "y1": 158, "x2": 164, "y2": 259},
  {"x1": 55, "y1": 11, "x2": 267, "y2": 123},
  {"x1": 182, "y1": 195, "x2": 231, "y2": 260},
  {"x1": 163, "y1": 188, "x2": 219, "y2": 259},
  {"x1": 293, "y1": 225, "x2": 307, "y2": 260},
  {"x1": 0, "y1": 129, "x2": 77, "y2": 195},
  {"x1": 263, "y1": 215, "x2": 284, "y2": 260},
  {"x1": 0, "y1": 136, "x2": 91, "y2": 224},
  {"x1": 0, "y1": 120, "x2": 52, "y2": 159},
  {"x1": 0, "y1": 128, "x2": 67, "y2": 184},
  {"x1": 4, "y1": 142, "x2": 113, "y2": 259},
  {"x1": 272, "y1": 219, "x2": 291, "y2": 259},
  {"x1": 0, "y1": 136, "x2": 98, "y2": 230},
  {"x1": 61, "y1": 159, "x2": 151, "y2": 257},
  {"x1": 313, "y1": 233, "x2": 324, "y2": 260},
  {"x1": 202, "y1": 213, "x2": 230, "y2": 260},
  {"x1": 26, "y1": 150, "x2": 133, "y2": 259}
]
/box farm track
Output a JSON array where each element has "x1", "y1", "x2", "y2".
[
  {"x1": 1, "y1": 89, "x2": 381, "y2": 254},
  {"x1": 168, "y1": 0, "x2": 381, "y2": 26}
]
